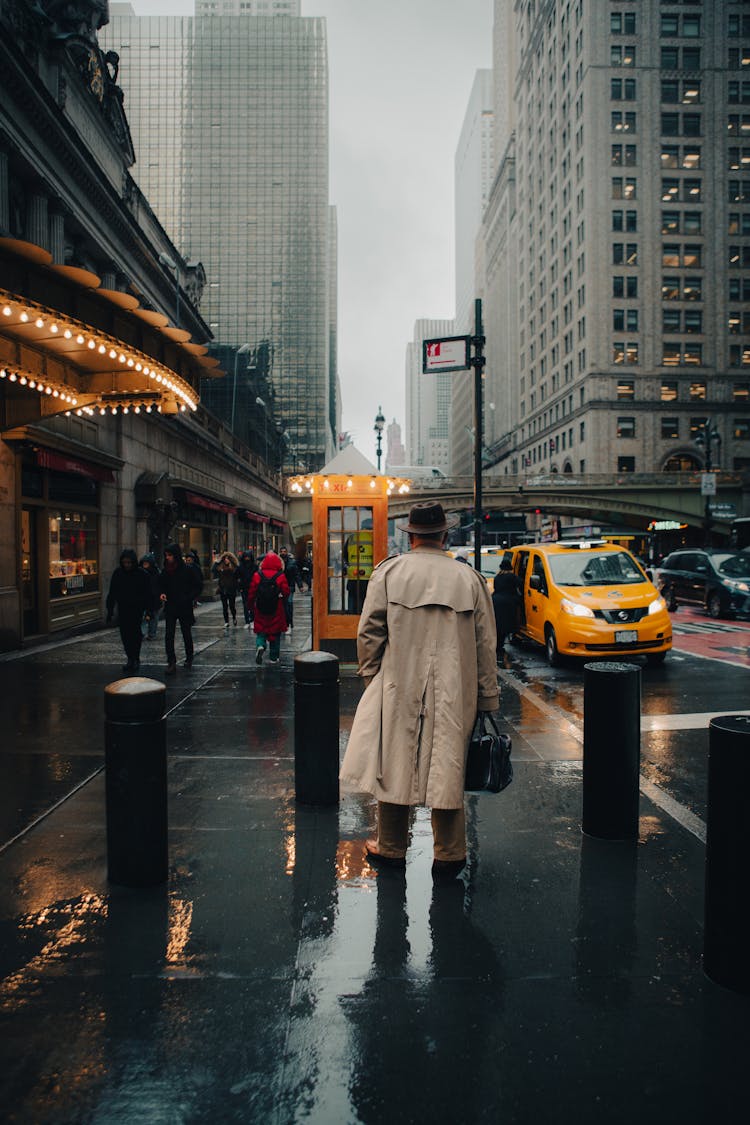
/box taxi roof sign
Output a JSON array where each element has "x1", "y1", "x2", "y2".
[{"x1": 422, "y1": 335, "x2": 471, "y2": 374}]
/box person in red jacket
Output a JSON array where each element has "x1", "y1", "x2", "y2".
[{"x1": 247, "y1": 551, "x2": 290, "y2": 665}]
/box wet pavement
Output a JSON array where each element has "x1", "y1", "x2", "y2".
[{"x1": 0, "y1": 597, "x2": 748, "y2": 1124}]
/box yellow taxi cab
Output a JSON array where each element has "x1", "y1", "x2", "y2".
[
  {"x1": 507, "y1": 540, "x2": 672, "y2": 667},
  {"x1": 447, "y1": 546, "x2": 508, "y2": 591}
]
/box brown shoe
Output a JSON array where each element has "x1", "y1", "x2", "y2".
[
  {"x1": 364, "y1": 838, "x2": 406, "y2": 869},
  {"x1": 432, "y1": 857, "x2": 467, "y2": 880}
]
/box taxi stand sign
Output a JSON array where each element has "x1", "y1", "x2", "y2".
[{"x1": 422, "y1": 335, "x2": 471, "y2": 374}]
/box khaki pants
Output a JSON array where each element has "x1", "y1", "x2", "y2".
[{"x1": 375, "y1": 801, "x2": 466, "y2": 863}]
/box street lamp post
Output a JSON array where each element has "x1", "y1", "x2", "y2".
[
  {"x1": 231, "y1": 343, "x2": 251, "y2": 434},
  {"x1": 158, "y1": 252, "x2": 180, "y2": 328},
  {"x1": 695, "y1": 418, "x2": 722, "y2": 548},
  {"x1": 374, "y1": 406, "x2": 385, "y2": 471}
]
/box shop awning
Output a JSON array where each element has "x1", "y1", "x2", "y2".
[
  {"x1": 270, "y1": 518, "x2": 287, "y2": 529},
  {"x1": 184, "y1": 490, "x2": 236, "y2": 515},
  {"x1": 36, "y1": 448, "x2": 115, "y2": 482},
  {"x1": 244, "y1": 509, "x2": 270, "y2": 524}
]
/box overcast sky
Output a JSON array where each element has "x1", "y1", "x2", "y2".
[{"x1": 125, "y1": 0, "x2": 493, "y2": 463}]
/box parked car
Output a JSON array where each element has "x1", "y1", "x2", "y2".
[
  {"x1": 653, "y1": 549, "x2": 750, "y2": 619},
  {"x1": 506, "y1": 540, "x2": 672, "y2": 667}
]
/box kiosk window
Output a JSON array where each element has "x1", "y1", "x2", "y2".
[{"x1": 327, "y1": 506, "x2": 373, "y2": 615}]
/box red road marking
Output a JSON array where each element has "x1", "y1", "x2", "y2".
[{"x1": 670, "y1": 605, "x2": 750, "y2": 668}]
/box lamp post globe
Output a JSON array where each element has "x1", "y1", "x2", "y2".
[{"x1": 374, "y1": 405, "x2": 386, "y2": 471}]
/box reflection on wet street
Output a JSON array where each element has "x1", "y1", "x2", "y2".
[{"x1": 0, "y1": 598, "x2": 748, "y2": 1122}]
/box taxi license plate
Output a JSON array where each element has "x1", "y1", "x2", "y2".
[{"x1": 615, "y1": 630, "x2": 638, "y2": 643}]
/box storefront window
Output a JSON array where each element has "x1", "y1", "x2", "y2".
[
  {"x1": 328, "y1": 506, "x2": 373, "y2": 614},
  {"x1": 49, "y1": 511, "x2": 99, "y2": 599}
]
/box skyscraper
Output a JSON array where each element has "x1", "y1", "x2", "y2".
[
  {"x1": 479, "y1": 0, "x2": 748, "y2": 476},
  {"x1": 103, "y1": 5, "x2": 335, "y2": 471}
]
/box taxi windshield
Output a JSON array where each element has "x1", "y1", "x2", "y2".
[{"x1": 548, "y1": 550, "x2": 645, "y2": 587}]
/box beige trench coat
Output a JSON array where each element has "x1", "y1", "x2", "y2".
[{"x1": 339, "y1": 546, "x2": 500, "y2": 809}]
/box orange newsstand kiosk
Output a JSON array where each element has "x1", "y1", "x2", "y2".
[{"x1": 288, "y1": 448, "x2": 406, "y2": 660}]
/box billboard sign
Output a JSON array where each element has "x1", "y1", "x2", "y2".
[{"x1": 422, "y1": 335, "x2": 471, "y2": 374}]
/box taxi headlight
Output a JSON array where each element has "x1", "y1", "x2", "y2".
[
  {"x1": 648, "y1": 596, "x2": 667, "y2": 615},
  {"x1": 560, "y1": 597, "x2": 595, "y2": 618}
]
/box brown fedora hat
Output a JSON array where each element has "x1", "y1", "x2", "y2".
[{"x1": 396, "y1": 500, "x2": 458, "y2": 535}]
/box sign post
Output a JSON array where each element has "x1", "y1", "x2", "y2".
[{"x1": 422, "y1": 302, "x2": 486, "y2": 572}]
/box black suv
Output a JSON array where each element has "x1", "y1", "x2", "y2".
[{"x1": 655, "y1": 549, "x2": 750, "y2": 619}]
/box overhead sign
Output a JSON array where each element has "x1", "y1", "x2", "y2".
[
  {"x1": 700, "y1": 472, "x2": 717, "y2": 496},
  {"x1": 709, "y1": 502, "x2": 736, "y2": 517},
  {"x1": 422, "y1": 335, "x2": 471, "y2": 374}
]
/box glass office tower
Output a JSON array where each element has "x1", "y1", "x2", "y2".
[{"x1": 103, "y1": 8, "x2": 334, "y2": 471}]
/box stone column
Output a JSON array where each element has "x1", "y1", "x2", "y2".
[
  {"x1": 25, "y1": 194, "x2": 49, "y2": 251},
  {"x1": 0, "y1": 151, "x2": 9, "y2": 233},
  {"x1": 49, "y1": 212, "x2": 65, "y2": 263}
]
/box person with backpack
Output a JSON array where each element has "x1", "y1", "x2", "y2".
[{"x1": 247, "y1": 550, "x2": 289, "y2": 665}]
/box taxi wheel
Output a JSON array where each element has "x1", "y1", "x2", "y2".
[
  {"x1": 545, "y1": 626, "x2": 561, "y2": 668},
  {"x1": 646, "y1": 652, "x2": 667, "y2": 667}
]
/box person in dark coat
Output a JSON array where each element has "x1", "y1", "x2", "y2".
[
  {"x1": 492, "y1": 558, "x2": 523, "y2": 657},
  {"x1": 237, "y1": 550, "x2": 258, "y2": 626},
  {"x1": 158, "y1": 543, "x2": 203, "y2": 674},
  {"x1": 279, "y1": 546, "x2": 302, "y2": 629},
  {"x1": 184, "y1": 549, "x2": 204, "y2": 604},
  {"x1": 106, "y1": 548, "x2": 152, "y2": 673},
  {"x1": 247, "y1": 550, "x2": 290, "y2": 665},
  {"x1": 139, "y1": 552, "x2": 161, "y2": 641},
  {"x1": 212, "y1": 550, "x2": 240, "y2": 626}
]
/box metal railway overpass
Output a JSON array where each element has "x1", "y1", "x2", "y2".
[{"x1": 287, "y1": 471, "x2": 749, "y2": 542}]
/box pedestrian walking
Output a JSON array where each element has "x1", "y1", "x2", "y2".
[
  {"x1": 184, "y1": 549, "x2": 204, "y2": 605},
  {"x1": 139, "y1": 551, "x2": 161, "y2": 641},
  {"x1": 237, "y1": 550, "x2": 258, "y2": 626},
  {"x1": 212, "y1": 550, "x2": 240, "y2": 626},
  {"x1": 492, "y1": 557, "x2": 523, "y2": 656},
  {"x1": 248, "y1": 550, "x2": 290, "y2": 665},
  {"x1": 339, "y1": 500, "x2": 499, "y2": 878},
  {"x1": 279, "y1": 546, "x2": 303, "y2": 629},
  {"x1": 299, "y1": 550, "x2": 312, "y2": 593},
  {"x1": 106, "y1": 548, "x2": 152, "y2": 673},
  {"x1": 158, "y1": 543, "x2": 203, "y2": 674}
]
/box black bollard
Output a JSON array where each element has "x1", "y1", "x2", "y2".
[
  {"x1": 104, "y1": 677, "x2": 168, "y2": 887},
  {"x1": 582, "y1": 661, "x2": 641, "y2": 840},
  {"x1": 294, "y1": 651, "x2": 339, "y2": 805},
  {"x1": 704, "y1": 714, "x2": 750, "y2": 994}
]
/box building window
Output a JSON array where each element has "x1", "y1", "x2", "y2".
[
  {"x1": 617, "y1": 379, "x2": 635, "y2": 400},
  {"x1": 618, "y1": 456, "x2": 636, "y2": 472},
  {"x1": 661, "y1": 380, "x2": 678, "y2": 402},
  {"x1": 611, "y1": 111, "x2": 637, "y2": 133},
  {"x1": 729, "y1": 245, "x2": 750, "y2": 267},
  {"x1": 734, "y1": 419, "x2": 750, "y2": 440},
  {"x1": 690, "y1": 417, "x2": 708, "y2": 438},
  {"x1": 662, "y1": 276, "x2": 680, "y2": 300},
  {"x1": 663, "y1": 310, "x2": 682, "y2": 333},
  {"x1": 611, "y1": 12, "x2": 637, "y2": 35},
  {"x1": 617, "y1": 417, "x2": 636, "y2": 438},
  {"x1": 661, "y1": 418, "x2": 680, "y2": 440},
  {"x1": 733, "y1": 382, "x2": 749, "y2": 402},
  {"x1": 690, "y1": 381, "x2": 706, "y2": 401},
  {"x1": 612, "y1": 242, "x2": 638, "y2": 265},
  {"x1": 729, "y1": 277, "x2": 750, "y2": 300},
  {"x1": 684, "y1": 310, "x2": 703, "y2": 334},
  {"x1": 684, "y1": 344, "x2": 703, "y2": 365},
  {"x1": 729, "y1": 345, "x2": 750, "y2": 366}
]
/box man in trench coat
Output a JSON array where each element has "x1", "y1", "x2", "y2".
[{"x1": 339, "y1": 500, "x2": 499, "y2": 877}]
